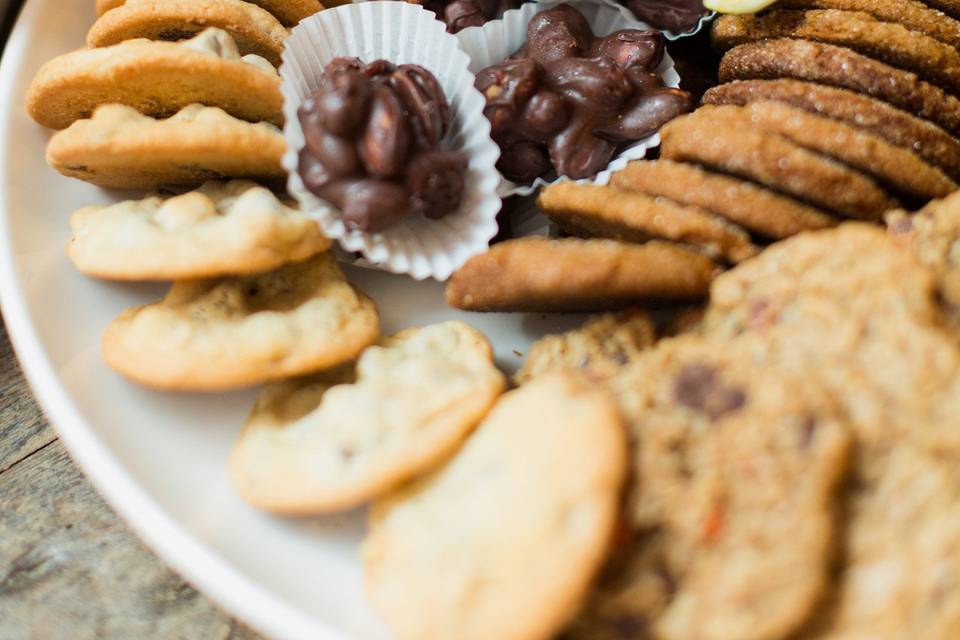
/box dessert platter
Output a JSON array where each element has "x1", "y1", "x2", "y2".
[{"x1": 6, "y1": 0, "x2": 960, "y2": 639}]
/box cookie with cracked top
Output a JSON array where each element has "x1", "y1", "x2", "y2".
[
  {"x1": 87, "y1": 0, "x2": 289, "y2": 66},
  {"x1": 660, "y1": 110, "x2": 900, "y2": 220},
  {"x1": 717, "y1": 38, "x2": 960, "y2": 137},
  {"x1": 538, "y1": 182, "x2": 759, "y2": 264},
  {"x1": 445, "y1": 238, "x2": 719, "y2": 313},
  {"x1": 703, "y1": 80, "x2": 960, "y2": 183},
  {"x1": 27, "y1": 28, "x2": 282, "y2": 129},
  {"x1": 610, "y1": 160, "x2": 837, "y2": 239}
]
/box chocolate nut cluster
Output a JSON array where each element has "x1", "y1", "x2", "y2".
[
  {"x1": 297, "y1": 57, "x2": 468, "y2": 233},
  {"x1": 621, "y1": 0, "x2": 708, "y2": 33},
  {"x1": 407, "y1": 0, "x2": 526, "y2": 33},
  {"x1": 475, "y1": 4, "x2": 692, "y2": 183}
]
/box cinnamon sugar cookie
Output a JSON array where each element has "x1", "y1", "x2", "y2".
[
  {"x1": 703, "y1": 80, "x2": 960, "y2": 182},
  {"x1": 610, "y1": 160, "x2": 837, "y2": 239},
  {"x1": 698, "y1": 102, "x2": 958, "y2": 200},
  {"x1": 713, "y1": 10, "x2": 960, "y2": 94},
  {"x1": 538, "y1": 182, "x2": 759, "y2": 264},
  {"x1": 660, "y1": 111, "x2": 900, "y2": 220},
  {"x1": 47, "y1": 104, "x2": 285, "y2": 190},
  {"x1": 96, "y1": 0, "x2": 325, "y2": 26},
  {"x1": 27, "y1": 28, "x2": 281, "y2": 129},
  {"x1": 718, "y1": 39, "x2": 960, "y2": 136},
  {"x1": 87, "y1": 0, "x2": 289, "y2": 66},
  {"x1": 68, "y1": 181, "x2": 328, "y2": 280},
  {"x1": 102, "y1": 251, "x2": 379, "y2": 391},
  {"x1": 445, "y1": 238, "x2": 719, "y2": 312},
  {"x1": 230, "y1": 322, "x2": 505, "y2": 514}
]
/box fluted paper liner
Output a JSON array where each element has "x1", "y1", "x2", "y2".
[
  {"x1": 281, "y1": 2, "x2": 502, "y2": 281},
  {"x1": 456, "y1": 0, "x2": 682, "y2": 198}
]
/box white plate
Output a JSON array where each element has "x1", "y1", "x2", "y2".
[{"x1": 0, "y1": 2, "x2": 590, "y2": 638}]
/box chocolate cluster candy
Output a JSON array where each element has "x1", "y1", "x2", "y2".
[
  {"x1": 622, "y1": 0, "x2": 708, "y2": 33},
  {"x1": 475, "y1": 4, "x2": 692, "y2": 183},
  {"x1": 407, "y1": 0, "x2": 526, "y2": 33},
  {"x1": 297, "y1": 57, "x2": 468, "y2": 232}
]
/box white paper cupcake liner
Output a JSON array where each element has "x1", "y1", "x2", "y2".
[
  {"x1": 280, "y1": 1, "x2": 502, "y2": 281},
  {"x1": 455, "y1": 0, "x2": 682, "y2": 198}
]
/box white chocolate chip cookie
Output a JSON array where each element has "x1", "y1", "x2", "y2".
[
  {"x1": 229, "y1": 322, "x2": 506, "y2": 514},
  {"x1": 87, "y1": 0, "x2": 289, "y2": 66},
  {"x1": 27, "y1": 28, "x2": 281, "y2": 129},
  {"x1": 47, "y1": 104, "x2": 285, "y2": 190},
  {"x1": 102, "y1": 252, "x2": 380, "y2": 391},
  {"x1": 68, "y1": 180, "x2": 329, "y2": 281},
  {"x1": 364, "y1": 372, "x2": 627, "y2": 640}
]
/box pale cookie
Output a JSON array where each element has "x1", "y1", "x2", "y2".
[
  {"x1": 777, "y1": 0, "x2": 960, "y2": 50},
  {"x1": 565, "y1": 338, "x2": 852, "y2": 640},
  {"x1": 27, "y1": 28, "x2": 281, "y2": 129},
  {"x1": 514, "y1": 309, "x2": 656, "y2": 386},
  {"x1": 703, "y1": 80, "x2": 960, "y2": 183},
  {"x1": 96, "y1": 0, "x2": 324, "y2": 26},
  {"x1": 698, "y1": 102, "x2": 958, "y2": 201},
  {"x1": 230, "y1": 322, "x2": 506, "y2": 514},
  {"x1": 610, "y1": 160, "x2": 837, "y2": 239},
  {"x1": 87, "y1": 0, "x2": 289, "y2": 66},
  {"x1": 888, "y1": 192, "x2": 960, "y2": 327},
  {"x1": 717, "y1": 39, "x2": 960, "y2": 137},
  {"x1": 538, "y1": 182, "x2": 759, "y2": 264},
  {"x1": 47, "y1": 104, "x2": 285, "y2": 190},
  {"x1": 102, "y1": 251, "x2": 380, "y2": 391},
  {"x1": 660, "y1": 111, "x2": 900, "y2": 220},
  {"x1": 68, "y1": 181, "x2": 329, "y2": 281},
  {"x1": 364, "y1": 372, "x2": 626, "y2": 640},
  {"x1": 445, "y1": 238, "x2": 719, "y2": 313},
  {"x1": 712, "y1": 10, "x2": 960, "y2": 94}
]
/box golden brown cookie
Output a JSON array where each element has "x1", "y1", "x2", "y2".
[
  {"x1": 68, "y1": 181, "x2": 329, "y2": 281},
  {"x1": 538, "y1": 182, "x2": 759, "y2": 264},
  {"x1": 364, "y1": 372, "x2": 627, "y2": 640},
  {"x1": 924, "y1": 0, "x2": 960, "y2": 19},
  {"x1": 703, "y1": 79, "x2": 960, "y2": 183},
  {"x1": 610, "y1": 160, "x2": 837, "y2": 239},
  {"x1": 718, "y1": 38, "x2": 960, "y2": 136},
  {"x1": 26, "y1": 28, "x2": 282, "y2": 129},
  {"x1": 565, "y1": 338, "x2": 852, "y2": 640},
  {"x1": 102, "y1": 252, "x2": 380, "y2": 391},
  {"x1": 660, "y1": 111, "x2": 900, "y2": 220},
  {"x1": 445, "y1": 238, "x2": 719, "y2": 313},
  {"x1": 96, "y1": 0, "x2": 325, "y2": 26},
  {"x1": 712, "y1": 10, "x2": 960, "y2": 94},
  {"x1": 697, "y1": 102, "x2": 957, "y2": 201},
  {"x1": 47, "y1": 104, "x2": 286, "y2": 190},
  {"x1": 87, "y1": 0, "x2": 289, "y2": 66},
  {"x1": 773, "y1": 0, "x2": 960, "y2": 49},
  {"x1": 514, "y1": 309, "x2": 656, "y2": 386},
  {"x1": 229, "y1": 322, "x2": 506, "y2": 514}
]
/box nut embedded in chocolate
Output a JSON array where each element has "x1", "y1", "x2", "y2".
[
  {"x1": 297, "y1": 57, "x2": 468, "y2": 232},
  {"x1": 475, "y1": 4, "x2": 692, "y2": 183}
]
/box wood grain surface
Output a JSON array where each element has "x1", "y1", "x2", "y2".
[{"x1": 0, "y1": 318, "x2": 263, "y2": 639}]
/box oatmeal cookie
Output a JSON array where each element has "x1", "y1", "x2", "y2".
[
  {"x1": 610, "y1": 160, "x2": 837, "y2": 239},
  {"x1": 229, "y1": 322, "x2": 506, "y2": 514},
  {"x1": 102, "y1": 251, "x2": 380, "y2": 391},
  {"x1": 660, "y1": 111, "x2": 900, "y2": 220},
  {"x1": 364, "y1": 372, "x2": 626, "y2": 640},
  {"x1": 68, "y1": 181, "x2": 329, "y2": 280},
  {"x1": 717, "y1": 39, "x2": 960, "y2": 136},
  {"x1": 538, "y1": 182, "x2": 759, "y2": 264},
  {"x1": 703, "y1": 79, "x2": 960, "y2": 182},
  {"x1": 46, "y1": 104, "x2": 285, "y2": 190},
  {"x1": 96, "y1": 0, "x2": 325, "y2": 26},
  {"x1": 445, "y1": 238, "x2": 719, "y2": 313},
  {"x1": 26, "y1": 28, "x2": 282, "y2": 129},
  {"x1": 87, "y1": 0, "x2": 289, "y2": 66}
]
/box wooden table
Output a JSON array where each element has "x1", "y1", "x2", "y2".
[{"x1": 0, "y1": 317, "x2": 263, "y2": 638}]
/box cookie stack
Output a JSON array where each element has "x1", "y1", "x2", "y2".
[{"x1": 26, "y1": 0, "x2": 326, "y2": 188}]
